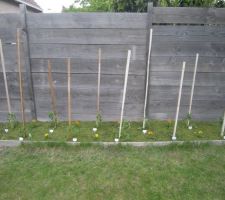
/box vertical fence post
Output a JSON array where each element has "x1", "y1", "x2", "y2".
[
  {"x1": 20, "y1": 4, "x2": 37, "y2": 120},
  {"x1": 145, "y1": 2, "x2": 153, "y2": 122}
]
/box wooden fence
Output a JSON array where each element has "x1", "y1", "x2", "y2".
[{"x1": 0, "y1": 4, "x2": 225, "y2": 122}]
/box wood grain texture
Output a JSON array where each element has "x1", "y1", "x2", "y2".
[
  {"x1": 29, "y1": 28, "x2": 146, "y2": 45},
  {"x1": 27, "y1": 13, "x2": 147, "y2": 29},
  {"x1": 153, "y1": 7, "x2": 225, "y2": 24}
]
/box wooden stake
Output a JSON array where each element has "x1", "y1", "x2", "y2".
[
  {"x1": 17, "y1": 29, "x2": 25, "y2": 127},
  {"x1": 97, "y1": 48, "x2": 101, "y2": 113},
  {"x1": 0, "y1": 39, "x2": 11, "y2": 113},
  {"x1": 172, "y1": 62, "x2": 186, "y2": 140},
  {"x1": 221, "y1": 111, "x2": 225, "y2": 137},
  {"x1": 48, "y1": 60, "x2": 57, "y2": 114},
  {"x1": 67, "y1": 58, "x2": 71, "y2": 126},
  {"x1": 188, "y1": 53, "x2": 199, "y2": 126},
  {"x1": 119, "y1": 50, "x2": 131, "y2": 138},
  {"x1": 143, "y1": 28, "x2": 153, "y2": 129}
]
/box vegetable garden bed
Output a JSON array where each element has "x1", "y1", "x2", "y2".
[{"x1": 0, "y1": 120, "x2": 222, "y2": 142}]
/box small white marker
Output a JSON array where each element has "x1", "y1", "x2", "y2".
[
  {"x1": 4, "y1": 129, "x2": 8, "y2": 133},
  {"x1": 114, "y1": 138, "x2": 119, "y2": 142},
  {"x1": 172, "y1": 136, "x2": 176, "y2": 141},
  {"x1": 72, "y1": 138, "x2": 77, "y2": 142},
  {"x1": 92, "y1": 128, "x2": 97, "y2": 132},
  {"x1": 19, "y1": 137, "x2": 24, "y2": 141},
  {"x1": 188, "y1": 126, "x2": 192, "y2": 130},
  {"x1": 142, "y1": 130, "x2": 147, "y2": 134},
  {"x1": 49, "y1": 129, "x2": 54, "y2": 133}
]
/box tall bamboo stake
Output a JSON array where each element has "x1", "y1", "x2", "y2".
[
  {"x1": 172, "y1": 62, "x2": 186, "y2": 140},
  {"x1": 97, "y1": 48, "x2": 101, "y2": 113},
  {"x1": 48, "y1": 60, "x2": 57, "y2": 114},
  {"x1": 67, "y1": 58, "x2": 71, "y2": 126},
  {"x1": 17, "y1": 29, "x2": 25, "y2": 127},
  {"x1": 0, "y1": 39, "x2": 11, "y2": 113},
  {"x1": 143, "y1": 28, "x2": 153, "y2": 129},
  {"x1": 187, "y1": 53, "x2": 199, "y2": 126},
  {"x1": 118, "y1": 50, "x2": 131, "y2": 138},
  {"x1": 221, "y1": 111, "x2": 225, "y2": 137}
]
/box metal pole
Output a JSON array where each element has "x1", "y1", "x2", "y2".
[
  {"x1": 118, "y1": 50, "x2": 131, "y2": 138},
  {"x1": 172, "y1": 62, "x2": 186, "y2": 140},
  {"x1": 188, "y1": 53, "x2": 199, "y2": 126},
  {"x1": 143, "y1": 28, "x2": 153, "y2": 129}
]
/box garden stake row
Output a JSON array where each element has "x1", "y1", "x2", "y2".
[
  {"x1": 118, "y1": 50, "x2": 131, "y2": 139},
  {"x1": 67, "y1": 58, "x2": 72, "y2": 126},
  {"x1": 172, "y1": 61, "x2": 186, "y2": 141},
  {"x1": 187, "y1": 53, "x2": 199, "y2": 128},
  {"x1": 143, "y1": 28, "x2": 153, "y2": 131},
  {"x1": 221, "y1": 111, "x2": 225, "y2": 138},
  {"x1": 48, "y1": 60, "x2": 57, "y2": 115},
  {"x1": 0, "y1": 38, "x2": 11, "y2": 114},
  {"x1": 17, "y1": 28, "x2": 25, "y2": 128}
]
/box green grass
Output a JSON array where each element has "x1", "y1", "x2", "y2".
[
  {"x1": 0, "y1": 120, "x2": 222, "y2": 142},
  {"x1": 0, "y1": 143, "x2": 225, "y2": 199}
]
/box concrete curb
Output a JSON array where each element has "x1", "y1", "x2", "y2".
[{"x1": 0, "y1": 140, "x2": 225, "y2": 147}]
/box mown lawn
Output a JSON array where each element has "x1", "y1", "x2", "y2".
[
  {"x1": 0, "y1": 120, "x2": 222, "y2": 142},
  {"x1": 0, "y1": 143, "x2": 225, "y2": 200}
]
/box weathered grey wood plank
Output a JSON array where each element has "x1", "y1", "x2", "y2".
[
  {"x1": 27, "y1": 13, "x2": 147, "y2": 29},
  {"x1": 151, "y1": 41, "x2": 225, "y2": 57},
  {"x1": 29, "y1": 28, "x2": 146, "y2": 45},
  {"x1": 153, "y1": 7, "x2": 225, "y2": 24},
  {"x1": 33, "y1": 86, "x2": 145, "y2": 104},
  {"x1": 0, "y1": 14, "x2": 22, "y2": 28},
  {"x1": 29, "y1": 44, "x2": 146, "y2": 60},
  {"x1": 149, "y1": 85, "x2": 225, "y2": 101},
  {"x1": 150, "y1": 71, "x2": 225, "y2": 87},
  {"x1": 0, "y1": 28, "x2": 17, "y2": 43},
  {"x1": 30, "y1": 58, "x2": 146, "y2": 75},
  {"x1": 32, "y1": 73, "x2": 144, "y2": 88}
]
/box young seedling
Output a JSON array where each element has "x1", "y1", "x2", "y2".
[
  {"x1": 48, "y1": 111, "x2": 58, "y2": 130},
  {"x1": 7, "y1": 113, "x2": 17, "y2": 129}
]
